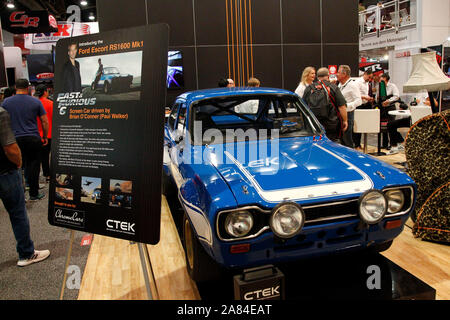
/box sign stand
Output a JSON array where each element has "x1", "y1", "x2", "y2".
[
  {"x1": 137, "y1": 242, "x2": 158, "y2": 300},
  {"x1": 59, "y1": 230, "x2": 75, "y2": 300}
]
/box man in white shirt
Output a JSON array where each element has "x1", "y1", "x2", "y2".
[
  {"x1": 354, "y1": 69, "x2": 374, "y2": 149},
  {"x1": 337, "y1": 65, "x2": 362, "y2": 148}
]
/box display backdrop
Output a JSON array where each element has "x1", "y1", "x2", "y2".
[
  {"x1": 48, "y1": 24, "x2": 169, "y2": 244},
  {"x1": 97, "y1": 0, "x2": 359, "y2": 104}
]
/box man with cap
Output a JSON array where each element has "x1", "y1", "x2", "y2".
[
  {"x1": 1, "y1": 79, "x2": 49, "y2": 200},
  {"x1": 0, "y1": 105, "x2": 50, "y2": 266}
]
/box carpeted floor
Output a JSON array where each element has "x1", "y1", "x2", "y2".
[{"x1": 0, "y1": 175, "x2": 91, "y2": 300}]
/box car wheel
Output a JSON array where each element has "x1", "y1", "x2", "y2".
[
  {"x1": 182, "y1": 213, "x2": 222, "y2": 283},
  {"x1": 369, "y1": 240, "x2": 394, "y2": 254}
]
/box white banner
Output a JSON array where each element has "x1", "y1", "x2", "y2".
[{"x1": 24, "y1": 22, "x2": 99, "y2": 51}]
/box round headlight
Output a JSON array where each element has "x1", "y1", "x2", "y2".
[
  {"x1": 225, "y1": 211, "x2": 254, "y2": 238},
  {"x1": 270, "y1": 202, "x2": 305, "y2": 239},
  {"x1": 385, "y1": 189, "x2": 405, "y2": 214},
  {"x1": 358, "y1": 190, "x2": 387, "y2": 224}
]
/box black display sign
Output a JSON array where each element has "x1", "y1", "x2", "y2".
[
  {"x1": 48, "y1": 24, "x2": 169, "y2": 244},
  {"x1": 1, "y1": 10, "x2": 58, "y2": 34},
  {"x1": 234, "y1": 265, "x2": 285, "y2": 300}
]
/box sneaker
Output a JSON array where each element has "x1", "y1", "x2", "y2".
[
  {"x1": 29, "y1": 193, "x2": 45, "y2": 201},
  {"x1": 398, "y1": 144, "x2": 405, "y2": 151},
  {"x1": 17, "y1": 250, "x2": 50, "y2": 267},
  {"x1": 387, "y1": 146, "x2": 399, "y2": 155}
]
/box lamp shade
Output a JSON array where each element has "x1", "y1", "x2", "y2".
[{"x1": 403, "y1": 51, "x2": 450, "y2": 93}]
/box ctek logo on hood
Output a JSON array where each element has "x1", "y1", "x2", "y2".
[{"x1": 106, "y1": 219, "x2": 135, "y2": 235}]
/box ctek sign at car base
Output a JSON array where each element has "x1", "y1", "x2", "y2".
[
  {"x1": 234, "y1": 265, "x2": 285, "y2": 300},
  {"x1": 48, "y1": 24, "x2": 169, "y2": 244}
]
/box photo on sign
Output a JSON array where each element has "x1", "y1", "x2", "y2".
[
  {"x1": 109, "y1": 179, "x2": 132, "y2": 209},
  {"x1": 81, "y1": 176, "x2": 102, "y2": 204},
  {"x1": 55, "y1": 174, "x2": 73, "y2": 188},
  {"x1": 70, "y1": 50, "x2": 143, "y2": 101},
  {"x1": 56, "y1": 187, "x2": 74, "y2": 201}
]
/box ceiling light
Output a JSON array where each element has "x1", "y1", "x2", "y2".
[
  {"x1": 6, "y1": 1, "x2": 15, "y2": 9},
  {"x1": 80, "y1": 0, "x2": 88, "y2": 5},
  {"x1": 88, "y1": 14, "x2": 95, "y2": 21}
]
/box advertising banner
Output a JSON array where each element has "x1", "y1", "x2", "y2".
[
  {"x1": 48, "y1": 24, "x2": 169, "y2": 244},
  {"x1": 1, "y1": 10, "x2": 58, "y2": 34},
  {"x1": 24, "y1": 22, "x2": 99, "y2": 51}
]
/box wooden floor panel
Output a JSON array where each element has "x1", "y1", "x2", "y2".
[{"x1": 78, "y1": 151, "x2": 449, "y2": 300}]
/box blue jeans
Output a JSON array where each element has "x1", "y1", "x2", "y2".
[{"x1": 0, "y1": 169, "x2": 34, "y2": 259}]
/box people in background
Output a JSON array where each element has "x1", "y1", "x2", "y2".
[
  {"x1": 235, "y1": 78, "x2": 261, "y2": 114},
  {"x1": 247, "y1": 77, "x2": 260, "y2": 87},
  {"x1": 353, "y1": 69, "x2": 374, "y2": 150},
  {"x1": 34, "y1": 84, "x2": 53, "y2": 182},
  {"x1": 379, "y1": 73, "x2": 399, "y2": 149},
  {"x1": 303, "y1": 67, "x2": 348, "y2": 143},
  {"x1": 295, "y1": 66, "x2": 316, "y2": 98},
  {"x1": 218, "y1": 78, "x2": 229, "y2": 87},
  {"x1": 0, "y1": 105, "x2": 50, "y2": 266},
  {"x1": 337, "y1": 65, "x2": 362, "y2": 148},
  {"x1": 227, "y1": 79, "x2": 235, "y2": 87},
  {"x1": 1, "y1": 79, "x2": 48, "y2": 201}
]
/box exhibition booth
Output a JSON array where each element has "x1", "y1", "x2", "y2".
[{"x1": 0, "y1": 0, "x2": 448, "y2": 305}]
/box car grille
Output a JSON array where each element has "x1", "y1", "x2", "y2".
[{"x1": 303, "y1": 199, "x2": 359, "y2": 224}]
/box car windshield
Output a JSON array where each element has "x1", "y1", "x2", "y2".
[
  {"x1": 104, "y1": 67, "x2": 119, "y2": 74},
  {"x1": 191, "y1": 95, "x2": 322, "y2": 145}
]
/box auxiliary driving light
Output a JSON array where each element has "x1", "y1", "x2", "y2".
[
  {"x1": 270, "y1": 202, "x2": 305, "y2": 239},
  {"x1": 358, "y1": 190, "x2": 388, "y2": 224},
  {"x1": 225, "y1": 211, "x2": 254, "y2": 238}
]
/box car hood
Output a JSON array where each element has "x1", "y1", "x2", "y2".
[{"x1": 204, "y1": 137, "x2": 411, "y2": 205}]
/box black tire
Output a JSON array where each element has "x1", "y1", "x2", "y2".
[
  {"x1": 370, "y1": 240, "x2": 394, "y2": 254},
  {"x1": 161, "y1": 169, "x2": 175, "y2": 197},
  {"x1": 182, "y1": 213, "x2": 223, "y2": 283}
]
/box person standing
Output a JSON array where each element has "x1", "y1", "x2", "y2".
[
  {"x1": 353, "y1": 69, "x2": 374, "y2": 150},
  {"x1": 303, "y1": 67, "x2": 348, "y2": 143},
  {"x1": 337, "y1": 65, "x2": 362, "y2": 148},
  {"x1": 1, "y1": 79, "x2": 49, "y2": 201},
  {"x1": 295, "y1": 67, "x2": 316, "y2": 98},
  {"x1": 0, "y1": 106, "x2": 50, "y2": 266},
  {"x1": 35, "y1": 84, "x2": 53, "y2": 182}
]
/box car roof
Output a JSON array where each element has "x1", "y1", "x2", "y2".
[{"x1": 177, "y1": 87, "x2": 295, "y2": 104}]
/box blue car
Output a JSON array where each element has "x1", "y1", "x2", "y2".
[
  {"x1": 91, "y1": 67, "x2": 133, "y2": 94},
  {"x1": 163, "y1": 87, "x2": 416, "y2": 282}
]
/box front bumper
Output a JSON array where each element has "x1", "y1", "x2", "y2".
[{"x1": 211, "y1": 213, "x2": 409, "y2": 269}]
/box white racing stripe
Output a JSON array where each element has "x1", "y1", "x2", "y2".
[{"x1": 224, "y1": 144, "x2": 373, "y2": 203}]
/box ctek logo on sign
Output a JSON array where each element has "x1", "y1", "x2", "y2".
[
  {"x1": 243, "y1": 285, "x2": 280, "y2": 300},
  {"x1": 106, "y1": 219, "x2": 136, "y2": 235}
]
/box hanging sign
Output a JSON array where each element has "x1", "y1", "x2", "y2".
[
  {"x1": 1, "y1": 10, "x2": 58, "y2": 34},
  {"x1": 48, "y1": 24, "x2": 169, "y2": 244}
]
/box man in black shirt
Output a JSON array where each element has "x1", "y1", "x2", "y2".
[
  {"x1": 303, "y1": 67, "x2": 348, "y2": 143},
  {"x1": 0, "y1": 107, "x2": 50, "y2": 267},
  {"x1": 62, "y1": 43, "x2": 82, "y2": 92}
]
